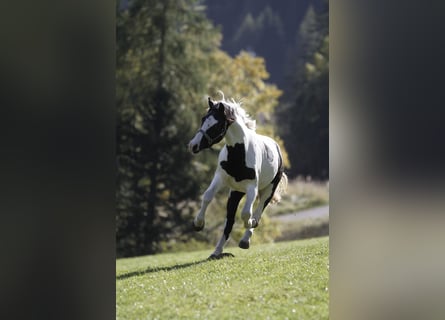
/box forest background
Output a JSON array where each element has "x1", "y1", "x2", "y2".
[{"x1": 116, "y1": 0, "x2": 328, "y2": 257}]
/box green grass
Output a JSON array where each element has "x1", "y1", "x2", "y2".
[
  {"x1": 277, "y1": 217, "x2": 329, "y2": 242},
  {"x1": 117, "y1": 237, "x2": 329, "y2": 319}
]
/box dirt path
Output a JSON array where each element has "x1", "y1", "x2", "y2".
[{"x1": 271, "y1": 205, "x2": 329, "y2": 223}]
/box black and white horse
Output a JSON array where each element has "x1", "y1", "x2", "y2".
[{"x1": 188, "y1": 94, "x2": 287, "y2": 259}]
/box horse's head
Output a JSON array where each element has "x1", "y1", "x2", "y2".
[{"x1": 188, "y1": 97, "x2": 234, "y2": 154}]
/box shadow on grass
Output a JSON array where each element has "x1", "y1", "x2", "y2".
[{"x1": 116, "y1": 253, "x2": 234, "y2": 280}]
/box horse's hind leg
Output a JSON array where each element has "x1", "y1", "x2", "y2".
[
  {"x1": 210, "y1": 190, "x2": 244, "y2": 258},
  {"x1": 251, "y1": 169, "x2": 284, "y2": 228},
  {"x1": 238, "y1": 185, "x2": 274, "y2": 249},
  {"x1": 240, "y1": 184, "x2": 258, "y2": 229},
  {"x1": 252, "y1": 184, "x2": 275, "y2": 227}
]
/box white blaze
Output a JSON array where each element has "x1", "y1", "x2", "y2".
[{"x1": 188, "y1": 115, "x2": 218, "y2": 150}]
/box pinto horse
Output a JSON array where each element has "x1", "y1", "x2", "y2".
[{"x1": 188, "y1": 94, "x2": 287, "y2": 259}]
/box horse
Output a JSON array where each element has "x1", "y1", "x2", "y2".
[{"x1": 188, "y1": 93, "x2": 288, "y2": 259}]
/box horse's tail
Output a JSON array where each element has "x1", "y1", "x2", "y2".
[{"x1": 271, "y1": 171, "x2": 288, "y2": 204}]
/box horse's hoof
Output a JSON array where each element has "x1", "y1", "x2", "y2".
[
  {"x1": 208, "y1": 252, "x2": 235, "y2": 260},
  {"x1": 192, "y1": 221, "x2": 204, "y2": 231},
  {"x1": 239, "y1": 240, "x2": 250, "y2": 249}
]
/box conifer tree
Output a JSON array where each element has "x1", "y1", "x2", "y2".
[
  {"x1": 278, "y1": 2, "x2": 329, "y2": 179},
  {"x1": 116, "y1": 0, "x2": 220, "y2": 256},
  {"x1": 116, "y1": 0, "x2": 290, "y2": 256}
]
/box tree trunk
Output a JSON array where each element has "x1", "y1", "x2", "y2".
[{"x1": 145, "y1": 0, "x2": 169, "y2": 253}]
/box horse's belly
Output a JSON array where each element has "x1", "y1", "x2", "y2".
[
  {"x1": 224, "y1": 176, "x2": 253, "y2": 192},
  {"x1": 221, "y1": 165, "x2": 277, "y2": 192}
]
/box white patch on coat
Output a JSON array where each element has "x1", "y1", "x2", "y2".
[{"x1": 201, "y1": 115, "x2": 218, "y2": 131}]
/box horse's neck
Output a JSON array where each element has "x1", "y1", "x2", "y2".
[{"x1": 224, "y1": 120, "x2": 251, "y2": 146}]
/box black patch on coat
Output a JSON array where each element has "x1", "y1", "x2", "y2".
[
  {"x1": 220, "y1": 143, "x2": 256, "y2": 181},
  {"x1": 224, "y1": 191, "x2": 245, "y2": 239}
]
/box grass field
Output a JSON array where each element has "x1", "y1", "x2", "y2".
[{"x1": 116, "y1": 237, "x2": 329, "y2": 319}]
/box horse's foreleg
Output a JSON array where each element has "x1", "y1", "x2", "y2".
[
  {"x1": 239, "y1": 184, "x2": 263, "y2": 249},
  {"x1": 193, "y1": 174, "x2": 223, "y2": 231},
  {"x1": 210, "y1": 191, "x2": 244, "y2": 258},
  {"x1": 240, "y1": 184, "x2": 258, "y2": 229},
  {"x1": 239, "y1": 189, "x2": 269, "y2": 249}
]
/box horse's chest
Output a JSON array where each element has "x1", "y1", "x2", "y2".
[{"x1": 220, "y1": 143, "x2": 256, "y2": 182}]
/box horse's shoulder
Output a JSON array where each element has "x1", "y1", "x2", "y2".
[{"x1": 218, "y1": 143, "x2": 256, "y2": 182}]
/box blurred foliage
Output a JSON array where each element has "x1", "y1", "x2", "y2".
[
  {"x1": 267, "y1": 178, "x2": 329, "y2": 217},
  {"x1": 277, "y1": 2, "x2": 329, "y2": 179},
  {"x1": 116, "y1": 0, "x2": 287, "y2": 257},
  {"x1": 232, "y1": 6, "x2": 285, "y2": 51},
  {"x1": 116, "y1": 0, "x2": 221, "y2": 257}
]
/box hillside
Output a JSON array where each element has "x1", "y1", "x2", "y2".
[{"x1": 117, "y1": 237, "x2": 329, "y2": 319}]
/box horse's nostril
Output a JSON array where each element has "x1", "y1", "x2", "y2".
[{"x1": 192, "y1": 145, "x2": 199, "y2": 153}]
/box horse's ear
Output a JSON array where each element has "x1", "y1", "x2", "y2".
[{"x1": 208, "y1": 97, "x2": 215, "y2": 108}]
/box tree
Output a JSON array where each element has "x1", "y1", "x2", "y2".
[
  {"x1": 116, "y1": 0, "x2": 221, "y2": 257},
  {"x1": 229, "y1": 6, "x2": 286, "y2": 87},
  {"x1": 116, "y1": 0, "x2": 290, "y2": 256},
  {"x1": 277, "y1": 2, "x2": 329, "y2": 179}
]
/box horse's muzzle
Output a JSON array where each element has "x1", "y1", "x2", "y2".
[
  {"x1": 191, "y1": 144, "x2": 200, "y2": 154},
  {"x1": 188, "y1": 141, "x2": 200, "y2": 154}
]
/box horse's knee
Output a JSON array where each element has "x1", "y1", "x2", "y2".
[
  {"x1": 241, "y1": 210, "x2": 251, "y2": 221},
  {"x1": 202, "y1": 196, "x2": 211, "y2": 205},
  {"x1": 241, "y1": 211, "x2": 258, "y2": 228},
  {"x1": 241, "y1": 211, "x2": 253, "y2": 228}
]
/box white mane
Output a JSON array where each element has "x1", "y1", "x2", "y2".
[{"x1": 215, "y1": 92, "x2": 256, "y2": 131}]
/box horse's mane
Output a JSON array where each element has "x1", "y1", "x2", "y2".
[{"x1": 215, "y1": 91, "x2": 256, "y2": 131}]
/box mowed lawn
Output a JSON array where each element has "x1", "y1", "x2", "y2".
[{"x1": 116, "y1": 237, "x2": 329, "y2": 319}]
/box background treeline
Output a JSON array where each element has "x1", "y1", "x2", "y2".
[
  {"x1": 116, "y1": 0, "x2": 328, "y2": 257},
  {"x1": 205, "y1": 0, "x2": 329, "y2": 179}
]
